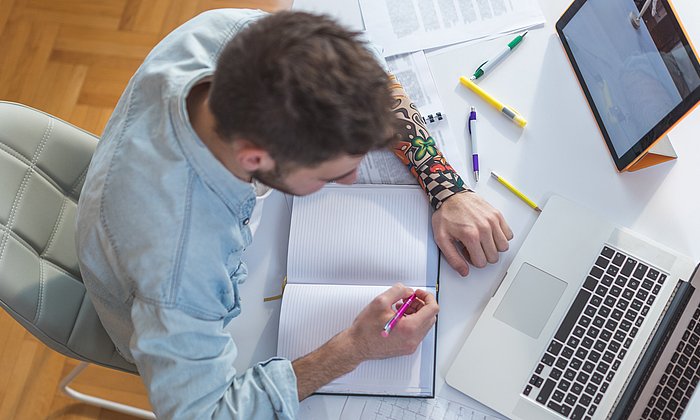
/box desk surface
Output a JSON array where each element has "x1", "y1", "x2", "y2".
[{"x1": 229, "y1": 0, "x2": 700, "y2": 418}]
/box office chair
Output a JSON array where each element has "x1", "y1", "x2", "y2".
[{"x1": 0, "y1": 101, "x2": 154, "y2": 419}]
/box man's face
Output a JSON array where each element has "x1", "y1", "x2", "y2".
[{"x1": 253, "y1": 154, "x2": 363, "y2": 196}]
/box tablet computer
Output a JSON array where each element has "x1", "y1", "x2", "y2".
[{"x1": 556, "y1": 0, "x2": 700, "y2": 171}]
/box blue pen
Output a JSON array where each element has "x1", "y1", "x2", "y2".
[{"x1": 468, "y1": 106, "x2": 479, "y2": 182}]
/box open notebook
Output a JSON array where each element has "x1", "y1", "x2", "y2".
[{"x1": 277, "y1": 184, "x2": 439, "y2": 397}]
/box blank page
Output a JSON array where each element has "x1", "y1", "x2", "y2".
[
  {"x1": 277, "y1": 283, "x2": 436, "y2": 396},
  {"x1": 287, "y1": 184, "x2": 437, "y2": 288}
]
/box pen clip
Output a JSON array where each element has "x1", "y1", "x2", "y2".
[{"x1": 475, "y1": 60, "x2": 488, "y2": 72}]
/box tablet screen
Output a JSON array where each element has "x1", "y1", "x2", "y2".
[{"x1": 557, "y1": 0, "x2": 700, "y2": 170}]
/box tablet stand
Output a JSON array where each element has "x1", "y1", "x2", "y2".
[{"x1": 625, "y1": 135, "x2": 677, "y2": 172}]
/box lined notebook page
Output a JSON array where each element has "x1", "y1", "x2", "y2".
[
  {"x1": 278, "y1": 284, "x2": 436, "y2": 396},
  {"x1": 287, "y1": 184, "x2": 437, "y2": 288}
]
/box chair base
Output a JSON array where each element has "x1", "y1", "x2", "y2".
[{"x1": 59, "y1": 362, "x2": 155, "y2": 419}]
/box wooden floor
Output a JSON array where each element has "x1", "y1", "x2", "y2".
[{"x1": 0, "y1": 0, "x2": 290, "y2": 418}]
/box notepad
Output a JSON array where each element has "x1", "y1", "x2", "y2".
[{"x1": 277, "y1": 184, "x2": 439, "y2": 397}]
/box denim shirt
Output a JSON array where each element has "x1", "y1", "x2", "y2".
[{"x1": 75, "y1": 9, "x2": 299, "y2": 419}]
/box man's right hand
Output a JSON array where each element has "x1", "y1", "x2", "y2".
[
  {"x1": 292, "y1": 283, "x2": 438, "y2": 400},
  {"x1": 348, "y1": 283, "x2": 439, "y2": 360}
]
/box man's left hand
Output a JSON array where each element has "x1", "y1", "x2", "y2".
[{"x1": 431, "y1": 192, "x2": 513, "y2": 276}]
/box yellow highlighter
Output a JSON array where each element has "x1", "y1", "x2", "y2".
[
  {"x1": 459, "y1": 76, "x2": 527, "y2": 128},
  {"x1": 491, "y1": 171, "x2": 541, "y2": 212}
]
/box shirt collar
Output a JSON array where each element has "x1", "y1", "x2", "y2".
[{"x1": 171, "y1": 71, "x2": 256, "y2": 213}]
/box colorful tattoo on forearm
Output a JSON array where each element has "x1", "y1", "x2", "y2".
[{"x1": 388, "y1": 75, "x2": 470, "y2": 210}]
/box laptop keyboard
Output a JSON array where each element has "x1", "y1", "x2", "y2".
[
  {"x1": 522, "y1": 245, "x2": 667, "y2": 419},
  {"x1": 641, "y1": 307, "x2": 700, "y2": 420}
]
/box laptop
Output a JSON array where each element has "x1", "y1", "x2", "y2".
[{"x1": 446, "y1": 195, "x2": 700, "y2": 419}]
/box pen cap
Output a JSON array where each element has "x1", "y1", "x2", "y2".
[{"x1": 513, "y1": 114, "x2": 527, "y2": 128}]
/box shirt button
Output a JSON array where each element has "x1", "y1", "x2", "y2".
[{"x1": 242, "y1": 218, "x2": 250, "y2": 225}]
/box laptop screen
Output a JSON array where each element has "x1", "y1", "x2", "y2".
[{"x1": 556, "y1": 0, "x2": 700, "y2": 170}]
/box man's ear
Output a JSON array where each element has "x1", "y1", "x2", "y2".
[{"x1": 234, "y1": 141, "x2": 275, "y2": 173}]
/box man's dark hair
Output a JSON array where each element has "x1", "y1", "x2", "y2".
[{"x1": 209, "y1": 11, "x2": 398, "y2": 168}]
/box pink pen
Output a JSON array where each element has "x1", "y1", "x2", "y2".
[{"x1": 381, "y1": 292, "x2": 417, "y2": 337}]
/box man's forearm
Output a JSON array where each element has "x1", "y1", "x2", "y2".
[
  {"x1": 292, "y1": 330, "x2": 362, "y2": 400},
  {"x1": 388, "y1": 75, "x2": 470, "y2": 209}
]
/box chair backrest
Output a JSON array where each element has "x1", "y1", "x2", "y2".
[{"x1": 0, "y1": 101, "x2": 136, "y2": 374}]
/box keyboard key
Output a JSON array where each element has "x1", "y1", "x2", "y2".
[
  {"x1": 523, "y1": 385, "x2": 532, "y2": 396},
  {"x1": 579, "y1": 393, "x2": 592, "y2": 406},
  {"x1": 601, "y1": 275, "x2": 614, "y2": 287},
  {"x1": 659, "y1": 274, "x2": 667, "y2": 284},
  {"x1": 577, "y1": 371, "x2": 590, "y2": 384},
  {"x1": 648, "y1": 269, "x2": 659, "y2": 280},
  {"x1": 553, "y1": 390, "x2": 565, "y2": 403},
  {"x1": 628, "y1": 278, "x2": 641, "y2": 290},
  {"x1": 590, "y1": 266, "x2": 604, "y2": 279},
  {"x1": 565, "y1": 369, "x2": 576, "y2": 381},
  {"x1": 583, "y1": 276, "x2": 597, "y2": 291},
  {"x1": 610, "y1": 285, "x2": 622, "y2": 297},
  {"x1": 595, "y1": 256, "x2": 609, "y2": 269},
  {"x1": 556, "y1": 357, "x2": 568, "y2": 370},
  {"x1": 582, "y1": 337, "x2": 594, "y2": 349},
  {"x1": 572, "y1": 382, "x2": 584, "y2": 395},
  {"x1": 634, "y1": 264, "x2": 648, "y2": 279},
  {"x1": 611, "y1": 251, "x2": 625, "y2": 265},
  {"x1": 536, "y1": 379, "x2": 556, "y2": 403},
  {"x1": 589, "y1": 350, "x2": 601, "y2": 363},
  {"x1": 615, "y1": 276, "x2": 627, "y2": 287},
  {"x1": 576, "y1": 348, "x2": 588, "y2": 359},
  {"x1": 548, "y1": 341, "x2": 563, "y2": 356},
  {"x1": 586, "y1": 327, "x2": 600, "y2": 339},
  {"x1": 535, "y1": 363, "x2": 544, "y2": 374},
  {"x1": 600, "y1": 329, "x2": 612, "y2": 341},
  {"x1": 602, "y1": 351, "x2": 615, "y2": 364},
  {"x1": 583, "y1": 361, "x2": 595, "y2": 373},
  {"x1": 594, "y1": 340, "x2": 606, "y2": 352},
  {"x1": 571, "y1": 358, "x2": 583, "y2": 370},
  {"x1": 642, "y1": 279, "x2": 654, "y2": 290},
  {"x1": 558, "y1": 379, "x2": 571, "y2": 392},
  {"x1": 571, "y1": 404, "x2": 586, "y2": 419},
  {"x1": 592, "y1": 370, "x2": 605, "y2": 382},
  {"x1": 550, "y1": 368, "x2": 562, "y2": 380},
  {"x1": 607, "y1": 266, "x2": 619, "y2": 276},
  {"x1": 563, "y1": 346, "x2": 575, "y2": 359},
  {"x1": 555, "y1": 289, "x2": 591, "y2": 343},
  {"x1": 542, "y1": 353, "x2": 555, "y2": 366},
  {"x1": 609, "y1": 340, "x2": 621, "y2": 352},
  {"x1": 602, "y1": 247, "x2": 615, "y2": 259}
]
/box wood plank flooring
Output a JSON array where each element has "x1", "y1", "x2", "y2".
[{"x1": 0, "y1": 0, "x2": 290, "y2": 418}]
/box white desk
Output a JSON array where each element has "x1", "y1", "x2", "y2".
[{"x1": 229, "y1": 0, "x2": 700, "y2": 418}]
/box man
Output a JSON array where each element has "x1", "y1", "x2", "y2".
[{"x1": 76, "y1": 9, "x2": 512, "y2": 419}]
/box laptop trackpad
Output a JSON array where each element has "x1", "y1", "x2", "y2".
[{"x1": 494, "y1": 263, "x2": 567, "y2": 339}]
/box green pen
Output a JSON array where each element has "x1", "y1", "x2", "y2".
[{"x1": 470, "y1": 32, "x2": 528, "y2": 80}]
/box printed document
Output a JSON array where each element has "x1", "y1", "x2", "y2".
[{"x1": 360, "y1": 0, "x2": 545, "y2": 57}]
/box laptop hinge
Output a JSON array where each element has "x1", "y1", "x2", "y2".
[{"x1": 610, "y1": 267, "x2": 699, "y2": 419}]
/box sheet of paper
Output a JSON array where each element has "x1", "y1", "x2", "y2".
[
  {"x1": 339, "y1": 396, "x2": 506, "y2": 420},
  {"x1": 278, "y1": 284, "x2": 436, "y2": 396},
  {"x1": 287, "y1": 185, "x2": 438, "y2": 288},
  {"x1": 357, "y1": 51, "x2": 468, "y2": 185},
  {"x1": 359, "y1": 0, "x2": 545, "y2": 57}
]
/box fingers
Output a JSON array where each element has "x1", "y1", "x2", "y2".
[
  {"x1": 434, "y1": 233, "x2": 469, "y2": 276},
  {"x1": 378, "y1": 283, "x2": 414, "y2": 308}
]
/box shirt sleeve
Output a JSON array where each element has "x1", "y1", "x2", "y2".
[
  {"x1": 129, "y1": 297, "x2": 299, "y2": 420},
  {"x1": 387, "y1": 74, "x2": 471, "y2": 210}
]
